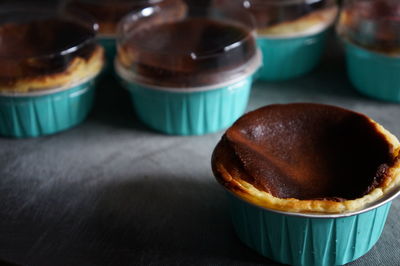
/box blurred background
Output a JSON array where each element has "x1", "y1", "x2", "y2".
[{"x1": 0, "y1": 0, "x2": 212, "y2": 7}]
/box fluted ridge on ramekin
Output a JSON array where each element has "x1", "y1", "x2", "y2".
[
  {"x1": 125, "y1": 77, "x2": 252, "y2": 136},
  {"x1": 256, "y1": 30, "x2": 328, "y2": 81},
  {"x1": 228, "y1": 193, "x2": 391, "y2": 266},
  {"x1": 0, "y1": 81, "x2": 95, "y2": 138},
  {"x1": 345, "y1": 42, "x2": 400, "y2": 102}
]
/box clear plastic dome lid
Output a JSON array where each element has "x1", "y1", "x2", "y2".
[
  {"x1": 213, "y1": 0, "x2": 338, "y2": 37},
  {"x1": 0, "y1": 6, "x2": 102, "y2": 93},
  {"x1": 64, "y1": 0, "x2": 187, "y2": 37},
  {"x1": 115, "y1": 6, "x2": 261, "y2": 89},
  {"x1": 337, "y1": 0, "x2": 400, "y2": 55}
]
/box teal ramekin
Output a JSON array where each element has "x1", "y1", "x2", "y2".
[
  {"x1": 256, "y1": 29, "x2": 328, "y2": 81},
  {"x1": 345, "y1": 41, "x2": 400, "y2": 102},
  {"x1": 119, "y1": 75, "x2": 253, "y2": 136},
  {"x1": 115, "y1": 44, "x2": 261, "y2": 135},
  {"x1": 0, "y1": 79, "x2": 96, "y2": 138},
  {"x1": 226, "y1": 188, "x2": 400, "y2": 266}
]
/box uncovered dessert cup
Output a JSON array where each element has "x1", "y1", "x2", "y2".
[
  {"x1": 64, "y1": 0, "x2": 187, "y2": 71},
  {"x1": 115, "y1": 7, "x2": 262, "y2": 135},
  {"x1": 337, "y1": 0, "x2": 400, "y2": 102},
  {"x1": 0, "y1": 7, "x2": 104, "y2": 138},
  {"x1": 212, "y1": 103, "x2": 400, "y2": 265},
  {"x1": 214, "y1": 0, "x2": 338, "y2": 81}
]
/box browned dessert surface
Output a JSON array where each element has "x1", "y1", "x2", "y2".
[
  {"x1": 0, "y1": 17, "x2": 96, "y2": 87},
  {"x1": 213, "y1": 103, "x2": 396, "y2": 200},
  {"x1": 119, "y1": 17, "x2": 257, "y2": 87},
  {"x1": 215, "y1": 0, "x2": 329, "y2": 29}
]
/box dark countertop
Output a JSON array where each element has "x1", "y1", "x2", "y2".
[{"x1": 1, "y1": 39, "x2": 400, "y2": 266}]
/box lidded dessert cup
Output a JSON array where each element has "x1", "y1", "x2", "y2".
[
  {"x1": 212, "y1": 103, "x2": 400, "y2": 265},
  {"x1": 64, "y1": 0, "x2": 187, "y2": 69},
  {"x1": 214, "y1": 0, "x2": 338, "y2": 81},
  {"x1": 115, "y1": 6, "x2": 262, "y2": 135},
  {"x1": 0, "y1": 6, "x2": 104, "y2": 138},
  {"x1": 337, "y1": 0, "x2": 400, "y2": 102}
]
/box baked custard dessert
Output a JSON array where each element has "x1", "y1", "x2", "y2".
[
  {"x1": 65, "y1": 0, "x2": 187, "y2": 37},
  {"x1": 115, "y1": 5, "x2": 260, "y2": 135},
  {"x1": 212, "y1": 103, "x2": 400, "y2": 213},
  {"x1": 213, "y1": 0, "x2": 338, "y2": 81},
  {"x1": 337, "y1": 0, "x2": 400, "y2": 55},
  {"x1": 257, "y1": 5, "x2": 338, "y2": 36},
  {"x1": 0, "y1": 15, "x2": 104, "y2": 93},
  {"x1": 117, "y1": 17, "x2": 258, "y2": 88},
  {"x1": 214, "y1": 0, "x2": 338, "y2": 37}
]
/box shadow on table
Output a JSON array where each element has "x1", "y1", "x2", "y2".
[
  {"x1": 85, "y1": 176, "x2": 283, "y2": 265},
  {"x1": 89, "y1": 75, "x2": 150, "y2": 133}
]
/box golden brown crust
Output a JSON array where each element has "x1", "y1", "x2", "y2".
[
  {"x1": 212, "y1": 115, "x2": 400, "y2": 214},
  {"x1": 258, "y1": 6, "x2": 338, "y2": 36},
  {"x1": 0, "y1": 45, "x2": 105, "y2": 93}
]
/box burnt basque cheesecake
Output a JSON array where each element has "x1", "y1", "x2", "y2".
[
  {"x1": 212, "y1": 103, "x2": 400, "y2": 213},
  {"x1": 257, "y1": 5, "x2": 338, "y2": 36},
  {"x1": 117, "y1": 17, "x2": 258, "y2": 88},
  {"x1": 213, "y1": 0, "x2": 338, "y2": 36},
  {"x1": 338, "y1": 0, "x2": 400, "y2": 55},
  {"x1": 0, "y1": 16, "x2": 104, "y2": 93}
]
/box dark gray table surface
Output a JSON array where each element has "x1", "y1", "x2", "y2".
[{"x1": 1, "y1": 41, "x2": 400, "y2": 266}]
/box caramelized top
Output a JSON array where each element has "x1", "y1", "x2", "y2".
[
  {"x1": 0, "y1": 17, "x2": 96, "y2": 86},
  {"x1": 214, "y1": 0, "x2": 332, "y2": 30},
  {"x1": 118, "y1": 18, "x2": 257, "y2": 87},
  {"x1": 213, "y1": 103, "x2": 395, "y2": 200},
  {"x1": 245, "y1": 0, "x2": 328, "y2": 29}
]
